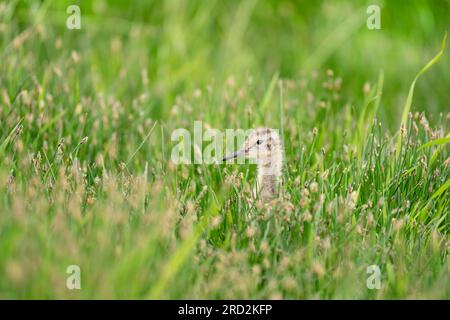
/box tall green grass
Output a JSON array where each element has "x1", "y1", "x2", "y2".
[{"x1": 0, "y1": 0, "x2": 448, "y2": 299}]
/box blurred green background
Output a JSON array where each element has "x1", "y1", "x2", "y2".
[
  {"x1": 4, "y1": 0, "x2": 449, "y2": 128},
  {"x1": 0, "y1": 0, "x2": 449, "y2": 299}
]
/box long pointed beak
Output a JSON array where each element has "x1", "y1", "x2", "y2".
[{"x1": 222, "y1": 149, "x2": 245, "y2": 162}]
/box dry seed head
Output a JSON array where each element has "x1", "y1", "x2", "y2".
[
  {"x1": 281, "y1": 276, "x2": 297, "y2": 291},
  {"x1": 80, "y1": 136, "x2": 88, "y2": 145},
  {"x1": 302, "y1": 210, "x2": 312, "y2": 222},
  {"x1": 310, "y1": 181, "x2": 318, "y2": 193},
  {"x1": 300, "y1": 196, "x2": 309, "y2": 208},
  {"x1": 252, "y1": 265, "x2": 261, "y2": 276},
  {"x1": 210, "y1": 215, "x2": 222, "y2": 228},
  {"x1": 363, "y1": 82, "x2": 371, "y2": 94},
  {"x1": 312, "y1": 262, "x2": 325, "y2": 277},
  {"x1": 260, "y1": 240, "x2": 270, "y2": 254},
  {"x1": 245, "y1": 225, "x2": 257, "y2": 238},
  {"x1": 71, "y1": 50, "x2": 80, "y2": 63},
  {"x1": 302, "y1": 188, "x2": 310, "y2": 197},
  {"x1": 319, "y1": 194, "x2": 325, "y2": 204}
]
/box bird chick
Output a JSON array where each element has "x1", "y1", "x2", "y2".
[{"x1": 223, "y1": 128, "x2": 283, "y2": 201}]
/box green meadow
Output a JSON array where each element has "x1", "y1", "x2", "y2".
[{"x1": 0, "y1": 0, "x2": 448, "y2": 299}]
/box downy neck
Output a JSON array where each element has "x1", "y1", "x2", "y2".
[{"x1": 257, "y1": 155, "x2": 282, "y2": 200}]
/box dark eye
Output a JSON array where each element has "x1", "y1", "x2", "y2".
[{"x1": 256, "y1": 139, "x2": 263, "y2": 145}]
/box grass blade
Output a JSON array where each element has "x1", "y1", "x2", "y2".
[
  {"x1": 396, "y1": 32, "x2": 447, "y2": 155},
  {"x1": 431, "y1": 179, "x2": 450, "y2": 200},
  {"x1": 0, "y1": 119, "x2": 22, "y2": 160},
  {"x1": 418, "y1": 134, "x2": 450, "y2": 150},
  {"x1": 126, "y1": 121, "x2": 158, "y2": 166}
]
